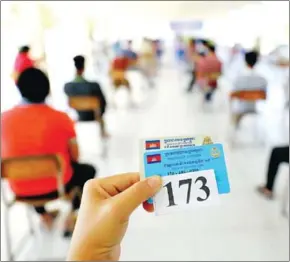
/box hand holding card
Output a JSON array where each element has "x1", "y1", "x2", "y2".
[{"x1": 140, "y1": 136, "x2": 230, "y2": 215}]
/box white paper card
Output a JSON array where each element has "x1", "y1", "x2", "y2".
[{"x1": 153, "y1": 169, "x2": 220, "y2": 215}]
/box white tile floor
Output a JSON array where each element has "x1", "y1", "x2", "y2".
[{"x1": 1, "y1": 55, "x2": 289, "y2": 261}]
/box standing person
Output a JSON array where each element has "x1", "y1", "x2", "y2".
[
  {"x1": 257, "y1": 146, "x2": 289, "y2": 199},
  {"x1": 1, "y1": 68, "x2": 96, "y2": 237},
  {"x1": 12, "y1": 45, "x2": 43, "y2": 83},
  {"x1": 64, "y1": 55, "x2": 108, "y2": 138}
]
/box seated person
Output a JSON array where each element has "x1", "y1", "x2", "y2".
[
  {"x1": 110, "y1": 52, "x2": 131, "y2": 90},
  {"x1": 257, "y1": 146, "x2": 289, "y2": 199},
  {"x1": 230, "y1": 51, "x2": 267, "y2": 128},
  {"x1": 123, "y1": 40, "x2": 138, "y2": 65},
  {"x1": 1, "y1": 68, "x2": 96, "y2": 237},
  {"x1": 197, "y1": 43, "x2": 222, "y2": 102},
  {"x1": 64, "y1": 55, "x2": 108, "y2": 137},
  {"x1": 12, "y1": 45, "x2": 43, "y2": 83}
]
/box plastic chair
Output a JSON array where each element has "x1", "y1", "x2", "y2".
[{"x1": 1, "y1": 154, "x2": 80, "y2": 261}]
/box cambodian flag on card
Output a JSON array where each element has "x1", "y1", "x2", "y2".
[
  {"x1": 144, "y1": 143, "x2": 230, "y2": 204},
  {"x1": 146, "y1": 154, "x2": 162, "y2": 164},
  {"x1": 145, "y1": 140, "x2": 161, "y2": 150}
]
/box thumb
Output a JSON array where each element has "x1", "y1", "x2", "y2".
[{"x1": 113, "y1": 176, "x2": 162, "y2": 218}]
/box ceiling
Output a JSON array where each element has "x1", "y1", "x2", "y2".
[{"x1": 86, "y1": 1, "x2": 258, "y2": 20}]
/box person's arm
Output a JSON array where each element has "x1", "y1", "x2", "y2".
[
  {"x1": 62, "y1": 113, "x2": 79, "y2": 162},
  {"x1": 68, "y1": 138, "x2": 79, "y2": 162},
  {"x1": 67, "y1": 173, "x2": 162, "y2": 261},
  {"x1": 92, "y1": 83, "x2": 107, "y2": 113}
]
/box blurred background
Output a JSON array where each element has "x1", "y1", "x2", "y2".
[{"x1": 1, "y1": 0, "x2": 289, "y2": 261}]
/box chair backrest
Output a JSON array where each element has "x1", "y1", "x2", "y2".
[
  {"x1": 1, "y1": 154, "x2": 65, "y2": 196},
  {"x1": 68, "y1": 96, "x2": 100, "y2": 111},
  {"x1": 230, "y1": 90, "x2": 266, "y2": 101}
]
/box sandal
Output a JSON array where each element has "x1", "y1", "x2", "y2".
[{"x1": 257, "y1": 186, "x2": 274, "y2": 200}]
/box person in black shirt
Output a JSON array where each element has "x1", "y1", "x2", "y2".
[{"x1": 64, "y1": 55, "x2": 108, "y2": 137}]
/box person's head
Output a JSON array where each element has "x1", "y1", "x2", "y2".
[
  {"x1": 17, "y1": 68, "x2": 50, "y2": 103},
  {"x1": 73, "y1": 55, "x2": 85, "y2": 75},
  {"x1": 19, "y1": 45, "x2": 30, "y2": 54},
  {"x1": 245, "y1": 50, "x2": 259, "y2": 68}
]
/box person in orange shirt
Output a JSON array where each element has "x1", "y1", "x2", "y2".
[{"x1": 1, "y1": 68, "x2": 96, "y2": 237}]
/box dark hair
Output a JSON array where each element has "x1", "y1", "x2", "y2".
[
  {"x1": 208, "y1": 44, "x2": 216, "y2": 53},
  {"x1": 73, "y1": 55, "x2": 85, "y2": 71},
  {"x1": 17, "y1": 68, "x2": 50, "y2": 103},
  {"x1": 245, "y1": 51, "x2": 259, "y2": 67},
  {"x1": 201, "y1": 39, "x2": 208, "y2": 46},
  {"x1": 19, "y1": 45, "x2": 30, "y2": 54}
]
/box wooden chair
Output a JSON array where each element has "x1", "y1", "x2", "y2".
[
  {"x1": 68, "y1": 96, "x2": 101, "y2": 117},
  {"x1": 1, "y1": 154, "x2": 80, "y2": 261},
  {"x1": 68, "y1": 96, "x2": 106, "y2": 137},
  {"x1": 229, "y1": 90, "x2": 267, "y2": 147},
  {"x1": 230, "y1": 89, "x2": 266, "y2": 101}
]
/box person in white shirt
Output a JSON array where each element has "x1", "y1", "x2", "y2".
[{"x1": 231, "y1": 51, "x2": 267, "y2": 128}]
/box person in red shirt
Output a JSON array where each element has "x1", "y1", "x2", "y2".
[
  {"x1": 110, "y1": 52, "x2": 131, "y2": 90},
  {"x1": 196, "y1": 42, "x2": 222, "y2": 102},
  {"x1": 12, "y1": 46, "x2": 43, "y2": 83},
  {"x1": 1, "y1": 68, "x2": 96, "y2": 237}
]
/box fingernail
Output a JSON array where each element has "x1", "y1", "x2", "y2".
[{"x1": 147, "y1": 176, "x2": 162, "y2": 189}]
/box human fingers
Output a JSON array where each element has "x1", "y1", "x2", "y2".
[
  {"x1": 87, "y1": 173, "x2": 141, "y2": 197},
  {"x1": 113, "y1": 176, "x2": 162, "y2": 218}
]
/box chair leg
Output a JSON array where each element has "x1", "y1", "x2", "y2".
[
  {"x1": 3, "y1": 205, "x2": 14, "y2": 261},
  {"x1": 26, "y1": 206, "x2": 35, "y2": 235},
  {"x1": 255, "y1": 115, "x2": 265, "y2": 146},
  {"x1": 282, "y1": 183, "x2": 289, "y2": 218}
]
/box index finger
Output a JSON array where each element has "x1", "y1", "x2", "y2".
[{"x1": 91, "y1": 172, "x2": 141, "y2": 197}]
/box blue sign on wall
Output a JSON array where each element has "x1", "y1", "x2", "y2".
[{"x1": 170, "y1": 21, "x2": 203, "y2": 31}]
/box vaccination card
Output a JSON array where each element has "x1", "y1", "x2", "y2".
[
  {"x1": 140, "y1": 135, "x2": 213, "y2": 179},
  {"x1": 143, "y1": 143, "x2": 230, "y2": 209}
]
